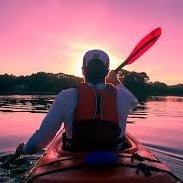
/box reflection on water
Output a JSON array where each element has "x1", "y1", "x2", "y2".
[
  {"x1": 149, "y1": 96, "x2": 183, "y2": 102},
  {"x1": 127, "y1": 96, "x2": 183, "y2": 181},
  {"x1": 0, "y1": 95, "x2": 183, "y2": 182},
  {"x1": 0, "y1": 95, "x2": 54, "y2": 113},
  {"x1": 0, "y1": 153, "x2": 42, "y2": 182}
]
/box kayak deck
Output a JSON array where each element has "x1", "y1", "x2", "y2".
[{"x1": 25, "y1": 130, "x2": 180, "y2": 183}]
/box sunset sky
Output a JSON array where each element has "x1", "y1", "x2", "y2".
[{"x1": 0, "y1": 0, "x2": 182, "y2": 84}]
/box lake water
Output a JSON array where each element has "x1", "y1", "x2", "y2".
[{"x1": 0, "y1": 95, "x2": 182, "y2": 182}]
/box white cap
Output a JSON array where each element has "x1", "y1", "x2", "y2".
[{"x1": 83, "y1": 49, "x2": 109, "y2": 68}]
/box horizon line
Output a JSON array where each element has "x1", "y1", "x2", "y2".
[{"x1": 0, "y1": 71, "x2": 182, "y2": 86}]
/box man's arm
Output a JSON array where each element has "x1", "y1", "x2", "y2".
[
  {"x1": 21, "y1": 92, "x2": 65, "y2": 154},
  {"x1": 106, "y1": 70, "x2": 138, "y2": 109},
  {"x1": 116, "y1": 84, "x2": 138, "y2": 110}
]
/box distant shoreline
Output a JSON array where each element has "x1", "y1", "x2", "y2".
[
  {"x1": 0, "y1": 91, "x2": 183, "y2": 97},
  {"x1": 0, "y1": 91, "x2": 58, "y2": 96},
  {"x1": 0, "y1": 71, "x2": 182, "y2": 99}
]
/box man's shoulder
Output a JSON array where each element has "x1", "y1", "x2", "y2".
[
  {"x1": 53, "y1": 88, "x2": 78, "y2": 105},
  {"x1": 58, "y1": 88, "x2": 77, "y2": 98}
]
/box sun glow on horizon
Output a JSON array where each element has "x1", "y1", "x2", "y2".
[
  {"x1": 67, "y1": 42, "x2": 124, "y2": 77},
  {"x1": 0, "y1": 1, "x2": 183, "y2": 85}
]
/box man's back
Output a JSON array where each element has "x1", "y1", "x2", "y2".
[
  {"x1": 17, "y1": 49, "x2": 138, "y2": 155},
  {"x1": 54, "y1": 83, "x2": 138, "y2": 139},
  {"x1": 23, "y1": 83, "x2": 137, "y2": 154}
]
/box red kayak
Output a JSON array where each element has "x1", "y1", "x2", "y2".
[{"x1": 25, "y1": 130, "x2": 180, "y2": 183}]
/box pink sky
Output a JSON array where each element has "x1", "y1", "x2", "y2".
[{"x1": 0, "y1": 0, "x2": 182, "y2": 84}]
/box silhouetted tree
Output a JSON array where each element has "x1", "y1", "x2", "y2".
[
  {"x1": 118, "y1": 70, "x2": 150, "y2": 99},
  {"x1": 0, "y1": 74, "x2": 16, "y2": 92},
  {"x1": 167, "y1": 84, "x2": 183, "y2": 96},
  {"x1": 0, "y1": 71, "x2": 182, "y2": 97},
  {"x1": 149, "y1": 81, "x2": 168, "y2": 95}
]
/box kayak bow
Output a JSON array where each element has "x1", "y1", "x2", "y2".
[{"x1": 25, "y1": 130, "x2": 181, "y2": 183}]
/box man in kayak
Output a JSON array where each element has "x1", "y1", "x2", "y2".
[{"x1": 17, "y1": 49, "x2": 138, "y2": 154}]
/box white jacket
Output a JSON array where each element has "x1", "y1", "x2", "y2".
[{"x1": 24, "y1": 83, "x2": 138, "y2": 154}]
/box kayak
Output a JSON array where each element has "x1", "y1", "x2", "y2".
[{"x1": 25, "y1": 129, "x2": 180, "y2": 183}]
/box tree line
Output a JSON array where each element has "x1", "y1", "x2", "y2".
[
  {"x1": 0, "y1": 72, "x2": 82, "y2": 94},
  {"x1": 0, "y1": 71, "x2": 182, "y2": 99},
  {"x1": 118, "y1": 70, "x2": 183, "y2": 99}
]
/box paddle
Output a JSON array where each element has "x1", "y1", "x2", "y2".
[{"x1": 115, "y1": 27, "x2": 161, "y2": 73}]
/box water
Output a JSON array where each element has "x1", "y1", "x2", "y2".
[
  {"x1": 0, "y1": 95, "x2": 182, "y2": 182},
  {"x1": 127, "y1": 96, "x2": 183, "y2": 180}
]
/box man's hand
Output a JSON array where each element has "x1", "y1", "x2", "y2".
[
  {"x1": 106, "y1": 70, "x2": 122, "y2": 86},
  {"x1": 16, "y1": 143, "x2": 26, "y2": 155}
]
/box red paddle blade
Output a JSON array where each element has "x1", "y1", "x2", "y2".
[
  {"x1": 125, "y1": 27, "x2": 161, "y2": 65},
  {"x1": 115, "y1": 27, "x2": 162, "y2": 73}
]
